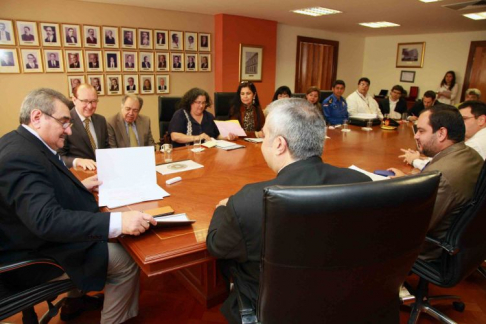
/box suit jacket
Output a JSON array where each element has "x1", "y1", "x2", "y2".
[
  {"x1": 89, "y1": 62, "x2": 99, "y2": 68},
  {"x1": 0, "y1": 30, "x2": 11, "y2": 41},
  {"x1": 86, "y1": 36, "x2": 97, "y2": 44},
  {"x1": 48, "y1": 60, "x2": 59, "y2": 68},
  {"x1": 173, "y1": 62, "x2": 181, "y2": 68},
  {"x1": 66, "y1": 36, "x2": 77, "y2": 43},
  {"x1": 125, "y1": 62, "x2": 134, "y2": 68},
  {"x1": 25, "y1": 63, "x2": 38, "y2": 69},
  {"x1": 105, "y1": 36, "x2": 115, "y2": 44},
  {"x1": 201, "y1": 63, "x2": 208, "y2": 69},
  {"x1": 44, "y1": 35, "x2": 57, "y2": 43},
  {"x1": 158, "y1": 61, "x2": 166, "y2": 68},
  {"x1": 58, "y1": 109, "x2": 110, "y2": 168},
  {"x1": 21, "y1": 34, "x2": 34, "y2": 41},
  {"x1": 126, "y1": 85, "x2": 136, "y2": 91},
  {"x1": 107, "y1": 112, "x2": 155, "y2": 148},
  {"x1": 379, "y1": 97, "x2": 407, "y2": 116},
  {"x1": 206, "y1": 157, "x2": 371, "y2": 322},
  {"x1": 69, "y1": 62, "x2": 80, "y2": 68},
  {"x1": 142, "y1": 62, "x2": 151, "y2": 68},
  {"x1": 0, "y1": 126, "x2": 110, "y2": 292},
  {"x1": 158, "y1": 85, "x2": 167, "y2": 90},
  {"x1": 187, "y1": 62, "x2": 195, "y2": 68},
  {"x1": 123, "y1": 37, "x2": 133, "y2": 45}
]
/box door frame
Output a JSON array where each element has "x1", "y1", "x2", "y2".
[{"x1": 461, "y1": 40, "x2": 486, "y2": 102}]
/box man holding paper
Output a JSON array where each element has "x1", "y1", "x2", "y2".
[{"x1": 0, "y1": 88, "x2": 156, "y2": 323}]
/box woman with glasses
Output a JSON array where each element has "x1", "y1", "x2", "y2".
[
  {"x1": 229, "y1": 81, "x2": 265, "y2": 138},
  {"x1": 169, "y1": 88, "x2": 237, "y2": 148},
  {"x1": 272, "y1": 86, "x2": 292, "y2": 101}
]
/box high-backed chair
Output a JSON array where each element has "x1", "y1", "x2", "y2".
[
  {"x1": 319, "y1": 90, "x2": 333, "y2": 102},
  {"x1": 158, "y1": 96, "x2": 181, "y2": 144},
  {"x1": 407, "y1": 86, "x2": 419, "y2": 102},
  {"x1": 407, "y1": 161, "x2": 486, "y2": 324},
  {"x1": 214, "y1": 92, "x2": 235, "y2": 120},
  {"x1": 236, "y1": 172, "x2": 440, "y2": 324}
]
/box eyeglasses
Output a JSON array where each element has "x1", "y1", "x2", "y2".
[
  {"x1": 124, "y1": 107, "x2": 140, "y2": 114},
  {"x1": 76, "y1": 98, "x2": 99, "y2": 106},
  {"x1": 462, "y1": 116, "x2": 476, "y2": 121},
  {"x1": 193, "y1": 101, "x2": 207, "y2": 106},
  {"x1": 44, "y1": 113, "x2": 73, "y2": 129}
]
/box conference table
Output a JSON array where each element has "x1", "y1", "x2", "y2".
[{"x1": 73, "y1": 122, "x2": 417, "y2": 307}]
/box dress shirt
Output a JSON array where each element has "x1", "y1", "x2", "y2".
[
  {"x1": 347, "y1": 91, "x2": 383, "y2": 119},
  {"x1": 388, "y1": 99, "x2": 401, "y2": 119},
  {"x1": 0, "y1": 30, "x2": 7, "y2": 41},
  {"x1": 124, "y1": 120, "x2": 140, "y2": 145}
]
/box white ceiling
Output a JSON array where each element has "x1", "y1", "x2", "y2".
[{"x1": 79, "y1": 0, "x2": 486, "y2": 36}]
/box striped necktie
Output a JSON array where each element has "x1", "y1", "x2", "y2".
[
  {"x1": 128, "y1": 123, "x2": 138, "y2": 147},
  {"x1": 84, "y1": 118, "x2": 97, "y2": 152}
]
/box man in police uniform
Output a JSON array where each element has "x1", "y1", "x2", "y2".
[{"x1": 322, "y1": 80, "x2": 349, "y2": 125}]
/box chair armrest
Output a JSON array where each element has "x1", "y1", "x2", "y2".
[
  {"x1": 0, "y1": 258, "x2": 64, "y2": 274},
  {"x1": 234, "y1": 283, "x2": 259, "y2": 324},
  {"x1": 425, "y1": 236, "x2": 459, "y2": 255}
]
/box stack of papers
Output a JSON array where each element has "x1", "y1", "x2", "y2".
[
  {"x1": 244, "y1": 138, "x2": 263, "y2": 143},
  {"x1": 215, "y1": 140, "x2": 245, "y2": 151},
  {"x1": 348, "y1": 165, "x2": 389, "y2": 181},
  {"x1": 156, "y1": 160, "x2": 204, "y2": 175}
]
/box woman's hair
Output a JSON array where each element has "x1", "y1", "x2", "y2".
[
  {"x1": 306, "y1": 86, "x2": 320, "y2": 96},
  {"x1": 230, "y1": 81, "x2": 261, "y2": 116},
  {"x1": 440, "y1": 71, "x2": 456, "y2": 90},
  {"x1": 178, "y1": 87, "x2": 212, "y2": 112},
  {"x1": 272, "y1": 86, "x2": 292, "y2": 101}
]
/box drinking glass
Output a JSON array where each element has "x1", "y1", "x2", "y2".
[
  {"x1": 163, "y1": 144, "x2": 173, "y2": 162},
  {"x1": 193, "y1": 136, "x2": 202, "y2": 152}
]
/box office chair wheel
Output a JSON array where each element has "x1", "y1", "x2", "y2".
[{"x1": 452, "y1": 301, "x2": 465, "y2": 312}]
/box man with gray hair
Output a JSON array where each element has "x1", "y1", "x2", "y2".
[
  {"x1": 206, "y1": 98, "x2": 370, "y2": 323},
  {"x1": 107, "y1": 94, "x2": 155, "y2": 148}
]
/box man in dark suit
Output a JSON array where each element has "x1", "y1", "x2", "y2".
[
  {"x1": 141, "y1": 56, "x2": 151, "y2": 68},
  {"x1": 59, "y1": 84, "x2": 110, "y2": 170},
  {"x1": 86, "y1": 28, "x2": 97, "y2": 44},
  {"x1": 126, "y1": 77, "x2": 136, "y2": 91},
  {"x1": 47, "y1": 53, "x2": 60, "y2": 68},
  {"x1": 0, "y1": 88, "x2": 156, "y2": 323},
  {"x1": 173, "y1": 55, "x2": 181, "y2": 68},
  {"x1": 21, "y1": 26, "x2": 35, "y2": 41},
  {"x1": 65, "y1": 28, "x2": 77, "y2": 44},
  {"x1": 44, "y1": 26, "x2": 57, "y2": 43},
  {"x1": 0, "y1": 22, "x2": 11, "y2": 41},
  {"x1": 69, "y1": 53, "x2": 80, "y2": 68},
  {"x1": 187, "y1": 56, "x2": 195, "y2": 69},
  {"x1": 158, "y1": 55, "x2": 167, "y2": 68},
  {"x1": 88, "y1": 53, "x2": 99, "y2": 68},
  {"x1": 158, "y1": 78, "x2": 167, "y2": 91},
  {"x1": 123, "y1": 31, "x2": 133, "y2": 45},
  {"x1": 105, "y1": 30, "x2": 115, "y2": 45},
  {"x1": 25, "y1": 53, "x2": 38, "y2": 69},
  {"x1": 378, "y1": 85, "x2": 407, "y2": 119},
  {"x1": 408, "y1": 90, "x2": 437, "y2": 121},
  {"x1": 206, "y1": 98, "x2": 371, "y2": 323},
  {"x1": 125, "y1": 55, "x2": 135, "y2": 68}
]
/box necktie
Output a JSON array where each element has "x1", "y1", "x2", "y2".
[
  {"x1": 128, "y1": 123, "x2": 138, "y2": 147},
  {"x1": 84, "y1": 118, "x2": 97, "y2": 152},
  {"x1": 56, "y1": 153, "x2": 67, "y2": 168}
]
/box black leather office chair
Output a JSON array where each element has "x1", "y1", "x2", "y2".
[
  {"x1": 236, "y1": 172, "x2": 441, "y2": 324},
  {"x1": 407, "y1": 162, "x2": 486, "y2": 324},
  {"x1": 0, "y1": 257, "x2": 75, "y2": 323},
  {"x1": 158, "y1": 96, "x2": 181, "y2": 144},
  {"x1": 214, "y1": 92, "x2": 235, "y2": 120}
]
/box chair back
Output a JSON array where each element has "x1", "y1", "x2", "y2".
[
  {"x1": 408, "y1": 86, "x2": 419, "y2": 101},
  {"x1": 158, "y1": 96, "x2": 181, "y2": 141},
  {"x1": 258, "y1": 172, "x2": 441, "y2": 324},
  {"x1": 214, "y1": 92, "x2": 235, "y2": 120}
]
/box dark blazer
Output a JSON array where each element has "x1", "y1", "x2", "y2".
[
  {"x1": 86, "y1": 37, "x2": 97, "y2": 44},
  {"x1": 69, "y1": 62, "x2": 80, "y2": 68},
  {"x1": 142, "y1": 62, "x2": 151, "y2": 68},
  {"x1": 206, "y1": 157, "x2": 371, "y2": 322},
  {"x1": 89, "y1": 62, "x2": 99, "y2": 68},
  {"x1": 58, "y1": 109, "x2": 110, "y2": 168},
  {"x1": 107, "y1": 112, "x2": 155, "y2": 148},
  {"x1": 187, "y1": 62, "x2": 195, "y2": 68},
  {"x1": 123, "y1": 37, "x2": 133, "y2": 45},
  {"x1": 173, "y1": 62, "x2": 181, "y2": 68},
  {"x1": 44, "y1": 35, "x2": 57, "y2": 43},
  {"x1": 126, "y1": 85, "x2": 136, "y2": 91},
  {"x1": 25, "y1": 63, "x2": 38, "y2": 69},
  {"x1": 105, "y1": 36, "x2": 115, "y2": 44},
  {"x1": 66, "y1": 36, "x2": 77, "y2": 43},
  {"x1": 0, "y1": 126, "x2": 110, "y2": 292},
  {"x1": 48, "y1": 60, "x2": 60, "y2": 68},
  {"x1": 0, "y1": 31, "x2": 11, "y2": 41},
  {"x1": 379, "y1": 97, "x2": 408, "y2": 116},
  {"x1": 158, "y1": 61, "x2": 166, "y2": 68},
  {"x1": 21, "y1": 34, "x2": 34, "y2": 41}
]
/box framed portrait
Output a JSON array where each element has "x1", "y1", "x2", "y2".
[
  {"x1": 0, "y1": 19, "x2": 15, "y2": 46},
  {"x1": 170, "y1": 53, "x2": 184, "y2": 72},
  {"x1": 140, "y1": 74, "x2": 154, "y2": 95},
  {"x1": 16, "y1": 21, "x2": 39, "y2": 46},
  {"x1": 62, "y1": 24, "x2": 82, "y2": 47},
  {"x1": 102, "y1": 26, "x2": 119, "y2": 48},
  {"x1": 400, "y1": 70, "x2": 416, "y2": 83},
  {"x1": 0, "y1": 48, "x2": 20, "y2": 73},
  {"x1": 85, "y1": 50, "x2": 103, "y2": 72},
  {"x1": 121, "y1": 27, "x2": 137, "y2": 49},
  {"x1": 185, "y1": 32, "x2": 198, "y2": 52},
  {"x1": 65, "y1": 49, "x2": 84, "y2": 73},
  {"x1": 138, "y1": 28, "x2": 153, "y2": 50},
  {"x1": 106, "y1": 75, "x2": 122, "y2": 95},
  {"x1": 104, "y1": 50, "x2": 121, "y2": 72},
  {"x1": 20, "y1": 49, "x2": 43, "y2": 73},
  {"x1": 199, "y1": 53, "x2": 211, "y2": 72},
  {"x1": 40, "y1": 22, "x2": 61, "y2": 47},
  {"x1": 154, "y1": 30, "x2": 168, "y2": 50},
  {"x1": 199, "y1": 33, "x2": 211, "y2": 52},
  {"x1": 239, "y1": 44, "x2": 263, "y2": 81},
  {"x1": 124, "y1": 74, "x2": 139, "y2": 94},
  {"x1": 139, "y1": 51, "x2": 154, "y2": 72},
  {"x1": 88, "y1": 74, "x2": 104, "y2": 95},
  {"x1": 156, "y1": 74, "x2": 170, "y2": 94},
  {"x1": 155, "y1": 52, "x2": 169, "y2": 72},
  {"x1": 67, "y1": 75, "x2": 85, "y2": 97},
  {"x1": 122, "y1": 51, "x2": 138, "y2": 72},
  {"x1": 43, "y1": 49, "x2": 64, "y2": 73},
  {"x1": 396, "y1": 42, "x2": 425, "y2": 68},
  {"x1": 83, "y1": 25, "x2": 101, "y2": 48},
  {"x1": 185, "y1": 53, "x2": 198, "y2": 72},
  {"x1": 169, "y1": 31, "x2": 183, "y2": 51}
]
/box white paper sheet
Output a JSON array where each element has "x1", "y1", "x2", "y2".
[
  {"x1": 215, "y1": 120, "x2": 247, "y2": 137},
  {"x1": 96, "y1": 147, "x2": 169, "y2": 208},
  {"x1": 156, "y1": 160, "x2": 204, "y2": 175},
  {"x1": 352, "y1": 113, "x2": 378, "y2": 120},
  {"x1": 349, "y1": 165, "x2": 389, "y2": 181}
]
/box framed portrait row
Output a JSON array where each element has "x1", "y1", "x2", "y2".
[
  {"x1": 0, "y1": 48, "x2": 211, "y2": 73},
  {"x1": 67, "y1": 74, "x2": 170, "y2": 97},
  {"x1": 0, "y1": 18, "x2": 211, "y2": 52}
]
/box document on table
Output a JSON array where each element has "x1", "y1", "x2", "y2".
[
  {"x1": 215, "y1": 120, "x2": 247, "y2": 137},
  {"x1": 352, "y1": 113, "x2": 378, "y2": 120},
  {"x1": 96, "y1": 147, "x2": 169, "y2": 208},
  {"x1": 349, "y1": 165, "x2": 389, "y2": 181},
  {"x1": 156, "y1": 160, "x2": 204, "y2": 175}
]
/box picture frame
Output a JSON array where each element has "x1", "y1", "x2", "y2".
[
  {"x1": 83, "y1": 25, "x2": 101, "y2": 48},
  {"x1": 155, "y1": 52, "x2": 169, "y2": 72},
  {"x1": 104, "y1": 50, "x2": 121, "y2": 72},
  {"x1": 396, "y1": 42, "x2": 425, "y2": 68},
  {"x1": 185, "y1": 32, "x2": 198, "y2": 52},
  {"x1": 85, "y1": 50, "x2": 103, "y2": 72},
  {"x1": 170, "y1": 52, "x2": 184, "y2": 72},
  {"x1": 16, "y1": 21, "x2": 39, "y2": 46},
  {"x1": 185, "y1": 53, "x2": 197, "y2": 72},
  {"x1": 140, "y1": 74, "x2": 154, "y2": 95},
  {"x1": 199, "y1": 33, "x2": 210, "y2": 52},
  {"x1": 62, "y1": 24, "x2": 82, "y2": 47},
  {"x1": 106, "y1": 74, "x2": 122, "y2": 95},
  {"x1": 199, "y1": 53, "x2": 211, "y2": 72},
  {"x1": 67, "y1": 75, "x2": 85, "y2": 97},
  {"x1": 124, "y1": 74, "x2": 139, "y2": 94},
  {"x1": 88, "y1": 74, "x2": 104, "y2": 95},
  {"x1": 154, "y1": 30, "x2": 168, "y2": 50},
  {"x1": 102, "y1": 26, "x2": 119, "y2": 48},
  {"x1": 138, "y1": 28, "x2": 153, "y2": 50},
  {"x1": 239, "y1": 44, "x2": 263, "y2": 82},
  {"x1": 20, "y1": 48, "x2": 43, "y2": 73},
  {"x1": 0, "y1": 48, "x2": 20, "y2": 73},
  {"x1": 156, "y1": 74, "x2": 170, "y2": 94},
  {"x1": 169, "y1": 30, "x2": 183, "y2": 51},
  {"x1": 65, "y1": 49, "x2": 84, "y2": 72},
  {"x1": 43, "y1": 49, "x2": 64, "y2": 73},
  {"x1": 400, "y1": 70, "x2": 416, "y2": 83},
  {"x1": 121, "y1": 27, "x2": 137, "y2": 49},
  {"x1": 40, "y1": 22, "x2": 61, "y2": 47},
  {"x1": 122, "y1": 51, "x2": 138, "y2": 72},
  {"x1": 0, "y1": 19, "x2": 16, "y2": 46},
  {"x1": 139, "y1": 51, "x2": 154, "y2": 72}
]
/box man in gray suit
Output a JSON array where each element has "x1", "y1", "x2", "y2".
[
  {"x1": 107, "y1": 95, "x2": 155, "y2": 148},
  {"x1": 59, "y1": 84, "x2": 110, "y2": 170}
]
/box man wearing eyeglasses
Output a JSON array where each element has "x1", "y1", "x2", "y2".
[
  {"x1": 59, "y1": 84, "x2": 110, "y2": 170},
  {"x1": 0, "y1": 88, "x2": 156, "y2": 323},
  {"x1": 106, "y1": 95, "x2": 155, "y2": 148}
]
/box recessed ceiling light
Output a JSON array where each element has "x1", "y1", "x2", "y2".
[
  {"x1": 359, "y1": 21, "x2": 400, "y2": 28},
  {"x1": 463, "y1": 11, "x2": 486, "y2": 20},
  {"x1": 420, "y1": 0, "x2": 442, "y2": 3},
  {"x1": 292, "y1": 7, "x2": 342, "y2": 17}
]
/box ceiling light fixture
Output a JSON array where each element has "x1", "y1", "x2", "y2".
[
  {"x1": 292, "y1": 7, "x2": 342, "y2": 17},
  {"x1": 359, "y1": 21, "x2": 400, "y2": 28},
  {"x1": 463, "y1": 11, "x2": 486, "y2": 19}
]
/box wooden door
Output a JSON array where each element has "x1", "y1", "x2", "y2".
[
  {"x1": 295, "y1": 36, "x2": 338, "y2": 93},
  {"x1": 462, "y1": 41, "x2": 486, "y2": 102}
]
